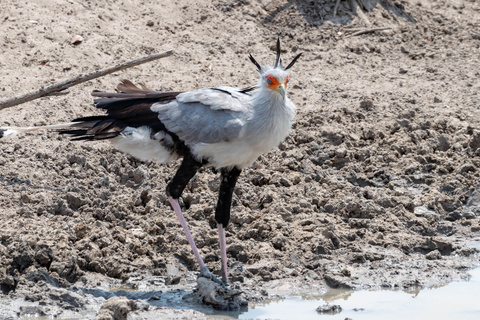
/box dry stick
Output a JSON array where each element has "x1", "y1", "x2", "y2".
[
  {"x1": 0, "y1": 50, "x2": 174, "y2": 111},
  {"x1": 346, "y1": 27, "x2": 392, "y2": 37}
]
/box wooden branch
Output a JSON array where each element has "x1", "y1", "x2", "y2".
[
  {"x1": 346, "y1": 27, "x2": 392, "y2": 37},
  {"x1": 0, "y1": 50, "x2": 174, "y2": 111}
]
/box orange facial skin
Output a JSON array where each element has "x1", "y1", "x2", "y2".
[
  {"x1": 266, "y1": 75, "x2": 288, "y2": 97},
  {"x1": 266, "y1": 75, "x2": 289, "y2": 90}
]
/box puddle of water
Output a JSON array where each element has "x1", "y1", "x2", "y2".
[
  {"x1": 234, "y1": 268, "x2": 480, "y2": 320},
  {"x1": 16, "y1": 267, "x2": 480, "y2": 320}
]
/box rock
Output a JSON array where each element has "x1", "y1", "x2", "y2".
[
  {"x1": 437, "y1": 135, "x2": 450, "y2": 151},
  {"x1": 71, "y1": 35, "x2": 83, "y2": 45},
  {"x1": 446, "y1": 211, "x2": 463, "y2": 221},
  {"x1": 18, "y1": 306, "x2": 48, "y2": 318},
  {"x1": 94, "y1": 296, "x2": 136, "y2": 320},
  {"x1": 271, "y1": 233, "x2": 287, "y2": 250},
  {"x1": 465, "y1": 185, "x2": 480, "y2": 215},
  {"x1": 324, "y1": 273, "x2": 353, "y2": 289},
  {"x1": 421, "y1": 238, "x2": 453, "y2": 255},
  {"x1": 360, "y1": 99, "x2": 375, "y2": 111},
  {"x1": 316, "y1": 303, "x2": 342, "y2": 314},
  {"x1": 66, "y1": 193, "x2": 86, "y2": 210},
  {"x1": 463, "y1": 211, "x2": 477, "y2": 219},
  {"x1": 12, "y1": 245, "x2": 35, "y2": 272},
  {"x1": 25, "y1": 268, "x2": 59, "y2": 286},
  {"x1": 0, "y1": 267, "x2": 16, "y2": 292},
  {"x1": 132, "y1": 167, "x2": 147, "y2": 184},
  {"x1": 469, "y1": 130, "x2": 480, "y2": 151},
  {"x1": 425, "y1": 249, "x2": 442, "y2": 260},
  {"x1": 73, "y1": 223, "x2": 90, "y2": 239},
  {"x1": 414, "y1": 206, "x2": 439, "y2": 220}
]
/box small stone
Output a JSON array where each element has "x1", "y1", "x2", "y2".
[
  {"x1": 271, "y1": 233, "x2": 286, "y2": 250},
  {"x1": 71, "y1": 35, "x2": 83, "y2": 45},
  {"x1": 437, "y1": 135, "x2": 450, "y2": 151},
  {"x1": 35, "y1": 249, "x2": 52, "y2": 267},
  {"x1": 66, "y1": 193, "x2": 85, "y2": 209},
  {"x1": 425, "y1": 250, "x2": 442, "y2": 260},
  {"x1": 279, "y1": 177, "x2": 291, "y2": 187},
  {"x1": 463, "y1": 211, "x2": 477, "y2": 220},
  {"x1": 146, "y1": 20, "x2": 154, "y2": 27},
  {"x1": 165, "y1": 275, "x2": 181, "y2": 285},
  {"x1": 133, "y1": 167, "x2": 147, "y2": 184},
  {"x1": 316, "y1": 304, "x2": 342, "y2": 314},
  {"x1": 335, "y1": 148, "x2": 347, "y2": 158},
  {"x1": 469, "y1": 130, "x2": 480, "y2": 151},
  {"x1": 74, "y1": 223, "x2": 90, "y2": 239},
  {"x1": 414, "y1": 206, "x2": 439, "y2": 219},
  {"x1": 131, "y1": 228, "x2": 147, "y2": 239},
  {"x1": 94, "y1": 296, "x2": 137, "y2": 320},
  {"x1": 446, "y1": 211, "x2": 463, "y2": 221},
  {"x1": 360, "y1": 99, "x2": 374, "y2": 111}
]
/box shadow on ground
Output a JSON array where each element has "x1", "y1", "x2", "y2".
[{"x1": 262, "y1": 0, "x2": 416, "y2": 26}]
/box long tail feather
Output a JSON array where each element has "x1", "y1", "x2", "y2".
[{"x1": 0, "y1": 122, "x2": 84, "y2": 139}]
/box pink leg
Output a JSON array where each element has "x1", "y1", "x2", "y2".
[
  {"x1": 168, "y1": 197, "x2": 206, "y2": 270},
  {"x1": 218, "y1": 223, "x2": 229, "y2": 283}
]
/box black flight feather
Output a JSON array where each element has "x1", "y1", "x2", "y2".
[
  {"x1": 239, "y1": 85, "x2": 256, "y2": 94},
  {"x1": 61, "y1": 81, "x2": 190, "y2": 155}
]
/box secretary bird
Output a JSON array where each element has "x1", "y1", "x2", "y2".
[{"x1": 0, "y1": 39, "x2": 301, "y2": 284}]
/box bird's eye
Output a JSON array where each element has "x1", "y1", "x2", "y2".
[{"x1": 266, "y1": 76, "x2": 274, "y2": 85}]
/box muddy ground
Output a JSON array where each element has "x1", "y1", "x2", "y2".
[{"x1": 1, "y1": 0, "x2": 480, "y2": 319}]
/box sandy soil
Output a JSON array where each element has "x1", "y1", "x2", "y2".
[{"x1": 1, "y1": 0, "x2": 480, "y2": 318}]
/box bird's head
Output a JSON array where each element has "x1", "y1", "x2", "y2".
[{"x1": 249, "y1": 38, "x2": 302, "y2": 100}]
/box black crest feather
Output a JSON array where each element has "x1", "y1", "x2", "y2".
[
  {"x1": 285, "y1": 52, "x2": 302, "y2": 70},
  {"x1": 274, "y1": 38, "x2": 281, "y2": 69},
  {"x1": 248, "y1": 39, "x2": 302, "y2": 72},
  {"x1": 248, "y1": 54, "x2": 261, "y2": 72}
]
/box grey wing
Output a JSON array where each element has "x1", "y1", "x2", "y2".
[{"x1": 151, "y1": 87, "x2": 252, "y2": 146}]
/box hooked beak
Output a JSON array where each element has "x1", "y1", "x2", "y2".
[{"x1": 276, "y1": 84, "x2": 286, "y2": 99}]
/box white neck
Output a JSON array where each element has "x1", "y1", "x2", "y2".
[{"x1": 246, "y1": 87, "x2": 296, "y2": 148}]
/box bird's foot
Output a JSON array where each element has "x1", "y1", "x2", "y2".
[
  {"x1": 195, "y1": 267, "x2": 247, "y2": 310},
  {"x1": 199, "y1": 266, "x2": 227, "y2": 287}
]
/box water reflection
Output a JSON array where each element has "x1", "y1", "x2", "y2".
[{"x1": 237, "y1": 267, "x2": 480, "y2": 320}]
